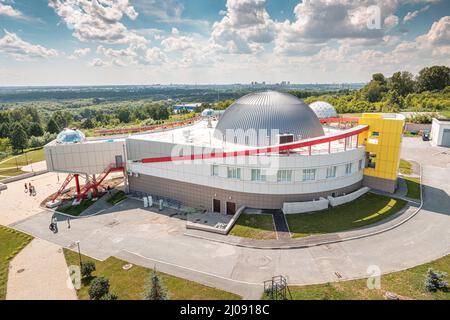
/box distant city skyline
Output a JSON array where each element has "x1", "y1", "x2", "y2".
[{"x1": 0, "y1": 0, "x2": 449, "y2": 86}]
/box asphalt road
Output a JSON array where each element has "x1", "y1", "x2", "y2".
[{"x1": 8, "y1": 138, "x2": 450, "y2": 299}]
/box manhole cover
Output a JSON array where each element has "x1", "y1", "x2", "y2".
[
  {"x1": 122, "y1": 264, "x2": 133, "y2": 270},
  {"x1": 17, "y1": 268, "x2": 25, "y2": 274}
]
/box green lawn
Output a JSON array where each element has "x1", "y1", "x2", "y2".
[
  {"x1": 57, "y1": 199, "x2": 95, "y2": 216},
  {"x1": 107, "y1": 191, "x2": 127, "y2": 205},
  {"x1": 0, "y1": 148, "x2": 45, "y2": 169},
  {"x1": 0, "y1": 226, "x2": 33, "y2": 300},
  {"x1": 266, "y1": 254, "x2": 449, "y2": 300},
  {"x1": 399, "y1": 159, "x2": 413, "y2": 175},
  {"x1": 404, "y1": 176, "x2": 421, "y2": 200},
  {"x1": 229, "y1": 213, "x2": 277, "y2": 240},
  {"x1": 63, "y1": 249, "x2": 241, "y2": 300},
  {"x1": 0, "y1": 148, "x2": 46, "y2": 179},
  {"x1": 286, "y1": 193, "x2": 407, "y2": 238}
]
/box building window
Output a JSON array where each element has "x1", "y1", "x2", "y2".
[
  {"x1": 367, "y1": 153, "x2": 376, "y2": 169},
  {"x1": 358, "y1": 159, "x2": 363, "y2": 171},
  {"x1": 227, "y1": 167, "x2": 241, "y2": 180},
  {"x1": 277, "y1": 170, "x2": 292, "y2": 182},
  {"x1": 302, "y1": 169, "x2": 316, "y2": 181},
  {"x1": 326, "y1": 166, "x2": 337, "y2": 178},
  {"x1": 211, "y1": 165, "x2": 219, "y2": 176},
  {"x1": 251, "y1": 169, "x2": 266, "y2": 181},
  {"x1": 345, "y1": 163, "x2": 353, "y2": 175}
]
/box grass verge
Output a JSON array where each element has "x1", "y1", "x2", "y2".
[
  {"x1": 63, "y1": 249, "x2": 241, "y2": 300},
  {"x1": 0, "y1": 226, "x2": 33, "y2": 300},
  {"x1": 286, "y1": 193, "x2": 407, "y2": 238},
  {"x1": 399, "y1": 159, "x2": 413, "y2": 175},
  {"x1": 107, "y1": 191, "x2": 127, "y2": 205},
  {"x1": 264, "y1": 254, "x2": 449, "y2": 300},
  {"x1": 404, "y1": 176, "x2": 421, "y2": 200},
  {"x1": 57, "y1": 199, "x2": 95, "y2": 216},
  {"x1": 0, "y1": 148, "x2": 45, "y2": 169},
  {"x1": 229, "y1": 213, "x2": 277, "y2": 240}
]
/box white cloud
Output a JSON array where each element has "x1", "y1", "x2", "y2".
[
  {"x1": 68, "y1": 47, "x2": 91, "y2": 59},
  {"x1": 403, "y1": 5, "x2": 430, "y2": 23},
  {"x1": 0, "y1": 30, "x2": 58, "y2": 60},
  {"x1": 0, "y1": 3, "x2": 23, "y2": 18},
  {"x1": 211, "y1": 0, "x2": 275, "y2": 54},
  {"x1": 416, "y1": 15, "x2": 450, "y2": 46},
  {"x1": 89, "y1": 58, "x2": 108, "y2": 67},
  {"x1": 161, "y1": 35, "x2": 195, "y2": 52},
  {"x1": 144, "y1": 47, "x2": 166, "y2": 65},
  {"x1": 133, "y1": 0, "x2": 209, "y2": 30},
  {"x1": 48, "y1": 0, "x2": 147, "y2": 46}
]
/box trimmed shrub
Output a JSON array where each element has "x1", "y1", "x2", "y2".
[
  {"x1": 88, "y1": 277, "x2": 110, "y2": 300},
  {"x1": 424, "y1": 268, "x2": 448, "y2": 292},
  {"x1": 81, "y1": 261, "x2": 96, "y2": 278}
]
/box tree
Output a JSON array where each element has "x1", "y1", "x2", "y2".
[
  {"x1": 88, "y1": 277, "x2": 110, "y2": 300},
  {"x1": 47, "y1": 118, "x2": 60, "y2": 134},
  {"x1": 0, "y1": 123, "x2": 9, "y2": 138},
  {"x1": 52, "y1": 110, "x2": 72, "y2": 129},
  {"x1": 424, "y1": 268, "x2": 448, "y2": 292},
  {"x1": 29, "y1": 122, "x2": 44, "y2": 137},
  {"x1": 361, "y1": 80, "x2": 386, "y2": 103},
  {"x1": 100, "y1": 292, "x2": 119, "y2": 300},
  {"x1": 10, "y1": 123, "x2": 28, "y2": 153},
  {"x1": 389, "y1": 71, "x2": 416, "y2": 97},
  {"x1": 144, "y1": 269, "x2": 168, "y2": 300},
  {"x1": 82, "y1": 118, "x2": 94, "y2": 129},
  {"x1": 372, "y1": 73, "x2": 387, "y2": 85},
  {"x1": 416, "y1": 66, "x2": 450, "y2": 92},
  {"x1": 117, "y1": 107, "x2": 131, "y2": 123},
  {"x1": 81, "y1": 261, "x2": 96, "y2": 278}
]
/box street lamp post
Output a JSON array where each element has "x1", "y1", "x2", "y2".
[{"x1": 75, "y1": 241, "x2": 82, "y2": 267}]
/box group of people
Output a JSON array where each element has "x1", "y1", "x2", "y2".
[{"x1": 24, "y1": 182, "x2": 36, "y2": 196}]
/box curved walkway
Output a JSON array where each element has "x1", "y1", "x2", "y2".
[
  {"x1": 184, "y1": 201, "x2": 419, "y2": 249},
  {"x1": 6, "y1": 138, "x2": 450, "y2": 299}
]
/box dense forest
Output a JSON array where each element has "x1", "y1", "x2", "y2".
[{"x1": 0, "y1": 65, "x2": 449, "y2": 159}]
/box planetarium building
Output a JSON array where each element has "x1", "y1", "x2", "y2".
[{"x1": 45, "y1": 91, "x2": 405, "y2": 215}]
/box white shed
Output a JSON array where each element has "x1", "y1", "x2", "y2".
[{"x1": 430, "y1": 118, "x2": 450, "y2": 147}]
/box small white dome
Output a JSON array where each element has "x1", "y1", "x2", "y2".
[
  {"x1": 201, "y1": 109, "x2": 214, "y2": 117},
  {"x1": 309, "y1": 101, "x2": 338, "y2": 119},
  {"x1": 56, "y1": 128, "x2": 86, "y2": 144}
]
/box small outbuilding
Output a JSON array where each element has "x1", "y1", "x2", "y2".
[{"x1": 430, "y1": 118, "x2": 450, "y2": 147}]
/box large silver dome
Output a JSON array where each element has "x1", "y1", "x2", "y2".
[{"x1": 214, "y1": 91, "x2": 324, "y2": 146}]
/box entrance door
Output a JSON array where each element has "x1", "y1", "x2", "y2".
[
  {"x1": 442, "y1": 129, "x2": 450, "y2": 147},
  {"x1": 226, "y1": 202, "x2": 236, "y2": 215},
  {"x1": 213, "y1": 199, "x2": 221, "y2": 213},
  {"x1": 115, "y1": 155, "x2": 123, "y2": 167}
]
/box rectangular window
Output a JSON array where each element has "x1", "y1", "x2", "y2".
[
  {"x1": 367, "y1": 153, "x2": 376, "y2": 169},
  {"x1": 251, "y1": 169, "x2": 266, "y2": 182},
  {"x1": 345, "y1": 163, "x2": 353, "y2": 175},
  {"x1": 302, "y1": 169, "x2": 316, "y2": 181},
  {"x1": 326, "y1": 166, "x2": 337, "y2": 178},
  {"x1": 227, "y1": 167, "x2": 241, "y2": 180},
  {"x1": 277, "y1": 170, "x2": 292, "y2": 182},
  {"x1": 358, "y1": 159, "x2": 363, "y2": 171},
  {"x1": 211, "y1": 165, "x2": 219, "y2": 176}
]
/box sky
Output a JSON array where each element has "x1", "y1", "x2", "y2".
[{"x1": 0, "y1": 0, "x2": 449, "y2": 86}]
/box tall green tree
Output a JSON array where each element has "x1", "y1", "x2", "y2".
[
  {"x1": 46, "y1": 118, "x2": 60, "y2": 134},
  {"x1": 389, "y1": 71, "x2": 416, "y2": 97},
  {"x1": 29, "y1": 122, "x2": 44, "y2": 137},
  {"x1": 144, "y1": 269, "x2": 168, "y2": 300},
  {"x1": 10, "y1": 123, "x2": 28, "y2": 153},
  {"x1": 416, "y1": 66, "x2": 450, "y2": 92}
]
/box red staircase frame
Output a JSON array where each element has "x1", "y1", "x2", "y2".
[
  {"x1": 76, "y1": 163, "x2": 124, "y2": 201},
  {"x1": 51, "y1": 173, "x2": 74, "y2": 201}
]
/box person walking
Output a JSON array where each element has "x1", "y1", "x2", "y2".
[{"x1": 24, "y1": 183, "x2": 28, "y2": 193}]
